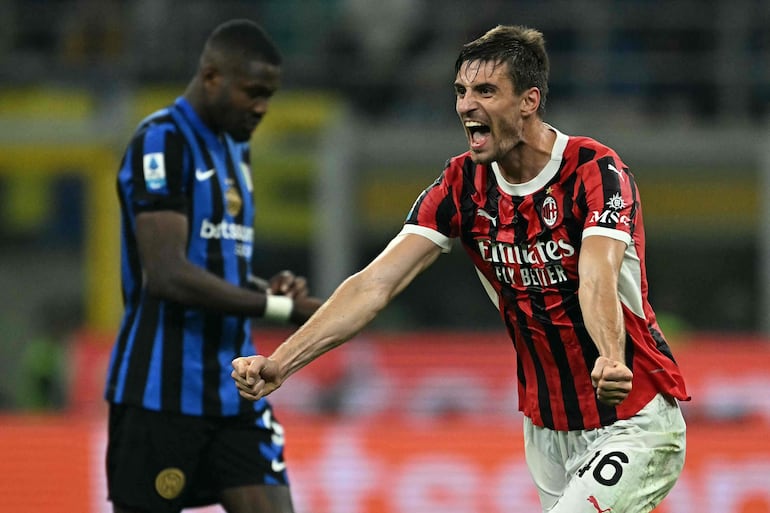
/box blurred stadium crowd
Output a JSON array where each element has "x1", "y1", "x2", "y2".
[
  {"x1": 1, "y1": 0, "x2": 770, "y2": 411},
  {"x1": 1, "y1": 0, "x2": 769, "y2": 121}
]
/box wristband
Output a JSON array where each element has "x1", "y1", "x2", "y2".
[{"x1": 264, "y1": 294, "x2": 294, "y2": 322}]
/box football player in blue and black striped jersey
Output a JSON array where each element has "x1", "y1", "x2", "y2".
[{"x1": 105, "y1": 19, "x2": 322, "y2": 513}]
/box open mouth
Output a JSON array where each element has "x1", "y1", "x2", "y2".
[{"x1": 465, "y1": 120, "x2": 491, "y2": 150}]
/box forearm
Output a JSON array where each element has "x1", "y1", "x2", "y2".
[
  {"x1": 577, "y1": 235, "x2": 628, "y2": 361},
  {"x1": 577, "y1": 236, "x2": 633, "y2": 404},
  {"x1": 146, "y1": 260, "x2": 267, "y2": 317},
  {"x1": 137, "y1": 210, "x2": 269, "y2": 317},
  {"x1": 270, "y1": 271, "x2": 388, "y2": 379},
  {"x1": 266, "y1": 233, "x2": 441, "y2": 383},
  {"x1": 579, "y1": 277, "x2": 625, "y2": 361}
]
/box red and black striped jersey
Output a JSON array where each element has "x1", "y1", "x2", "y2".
[{"x1": 402, "y1": 126, "x2": 689, "y2": 431}]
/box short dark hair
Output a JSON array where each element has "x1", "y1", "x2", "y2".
[
  {"x1": 455, "y1": 25, "x2": 549, "y2": 115},
  {"x1": 205, "y1": 19, "x2": 282, "y2": 67}
]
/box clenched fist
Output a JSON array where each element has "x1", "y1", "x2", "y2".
[
  {"x1": 591, "y1": 356, "x2": 633, "y2": 406},
  {"x1": 231, "y1": 355, "x2": 284, "y2": 401}
]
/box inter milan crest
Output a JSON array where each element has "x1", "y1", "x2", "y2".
[
  {"x1": 225, "y1": 179, "x2": 243, "y2": 216},
  {"x1": 541, "y1": 187, "x2": 559, "y2": 227},
  {"x1": 155, "y1": 467, "x2": 185, "y2": 499}
]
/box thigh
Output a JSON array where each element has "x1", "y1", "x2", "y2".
[
  {"x1": 208, "y1": 403, "x2": 290, "y2": 488},
  {"x1": 197, "y1": 403, "x2": 293, "y2": 513},
  {"x1": 523, "y1": 418, "x2": 570, "y2": 510},
  {"x1": 221, "y1": 484, "x2": 294, "y2": 513},
  {"x1": 106, "y1": 403, "x2": 209, "y2": 513},
  {"x1": 552, "y1": 395, "x2": 687, "y2": 513}
]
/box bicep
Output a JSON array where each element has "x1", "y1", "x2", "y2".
[
  {"x1": 578, "y1": 234, "x2": 626, "y2": 288},
  {"x1": 135, "y1": 210, "x2": 190, "y2": 278},
  {"x1": 363, "y1": 233, "x2": 443, "y2": 299}
]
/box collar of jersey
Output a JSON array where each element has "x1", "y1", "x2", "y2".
[
  {"x1": 491, "y1": 124, "x2": 568, "y2": 197},
  {"x1": 174, "y1": 97, "x2": 226, "y2": 151}
]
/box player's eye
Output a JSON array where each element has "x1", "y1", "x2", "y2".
[
  {"x1": 246, "y1": 86, "x2": 274, "y2": 99},
  {"x1": 479, "y1": 86, "x2": 494, "y2": 96}
]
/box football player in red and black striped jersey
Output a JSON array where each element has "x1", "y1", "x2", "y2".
[{"x1": 234, "y1": 24, "x2": 688, "y2": 513}]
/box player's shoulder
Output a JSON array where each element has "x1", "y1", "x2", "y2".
[
  {"x1": 442, "y1": 151, "x2": 476, "y2": 177},
  {"x1": 126, "y1": 105, "x2": 186, "y2": 150},
  {"x1": 564, "y1": 134, "x2": 626, "y2": 169},
  {"x1": 134, "y1": 104, "x2": 182, "y2": 135},
  {"x1": 565, "y1": 134, "x2": 618, "y2": 157}
]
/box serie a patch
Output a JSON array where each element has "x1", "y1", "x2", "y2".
[{"x1": 143, "y1": 152, "x2": 167, "y2": 191}]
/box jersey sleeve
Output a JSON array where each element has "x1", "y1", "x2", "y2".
[
  {"x1": 580, "y1": 153, "x2": 636, "y2": 246},
  {"x1": 402, "y1": 165, "x2": 461, "y2": 252},
  {"x1": 122, "y1": 123, "x2": 189, "y2": 214}
]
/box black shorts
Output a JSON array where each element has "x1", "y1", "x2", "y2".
[{"x1": 106, "y1": 402, "x2": 289, "y2": 513}]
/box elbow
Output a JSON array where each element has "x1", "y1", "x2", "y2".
[
  {"x1": 579, "y1": 278, "x2": 598, "y2": 301},
  {"x1": 144, "y1": 271, "x2": 171, "y2": 299},
  {"x1": 579, "y1": 271, "x2": 616, "y2": 297},
  {"x1": 578, "y1": 276, "x2": 620, "y2": 314},
  {"x1": 578, "y1": 275, "x2": 597, "y2": 302},
  {"x1": 345, "y1": 270, "x2": 392, "y2": 314},
  {"x1": 143, "y1": 265, "x2": 184, "y2": 301}
]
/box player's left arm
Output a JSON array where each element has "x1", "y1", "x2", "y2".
[{"x1": 578, "y1": 234, "x2": 633, "y2": 406}]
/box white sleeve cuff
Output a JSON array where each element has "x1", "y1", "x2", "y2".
[
  {"x1": 582, "y1": 226, "x2": 632, "y2": 246},
  {"x1": 398, "y1": 224, "x2": 453, "y2": 253}
]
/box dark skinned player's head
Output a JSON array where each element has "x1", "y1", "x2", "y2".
[{"x1": 187, "y1": 19, "x2": 282, "y2": 142}]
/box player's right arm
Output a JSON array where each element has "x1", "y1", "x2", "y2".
[
  {"x1": 127, "y1": 120, "x2": 320, "y2": 323},
  {"x1": 136, "y1": 210, "x2": 322, "y2": 322},
  {"x1": 232, "y1": 233, "x2": 442, "y2": 400}
]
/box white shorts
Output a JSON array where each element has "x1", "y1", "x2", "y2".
[{"x1": 523, "y1": 394, "x2": 686, "y2": 513}]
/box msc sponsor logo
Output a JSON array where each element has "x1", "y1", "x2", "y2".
[
  {"x1": 588, "y1": 210, "x2": 631, "y2": 226},
  {"x1": 606, "y1": 192, "x2": 625, "y2": 210},
  {"x1": 199, "y1": 219, "x2": 253, "y2": 242},
  {"x1": 589, "y1": 193, "x2": 630, "y2": 225}
]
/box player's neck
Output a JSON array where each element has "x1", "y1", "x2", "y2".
[
  {"x1": 182, "y1": 82, "x2": 221, "y2": 136},
  {"x1": 496, "y1": 122, "x2": 556, "y2": 183}
]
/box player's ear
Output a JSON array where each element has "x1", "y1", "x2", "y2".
[
  {"x1": 200, "y1": 63, "x2": 222, "y2": 93},
  {"x1": 520, "y1": 87, "x2": 541, "y2": 117}
]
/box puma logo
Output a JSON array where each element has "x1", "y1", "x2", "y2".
[
  {"x1": 587, "y1": 495, "x2": 612, "y2": 513},
  {"x1": 477, "y1": 207, "x2": 497, "y2": 226},
  {"x1": 607, "y1": 163, "x2": 624, "y2": 180}
]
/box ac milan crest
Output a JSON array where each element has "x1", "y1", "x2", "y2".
[{"x1": 541, "y1": 195, "x2": 559, "y2": 227}]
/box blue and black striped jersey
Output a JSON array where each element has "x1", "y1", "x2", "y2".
[{"x1": 105, "y1": 97, "x2": 265, "y2": 417}]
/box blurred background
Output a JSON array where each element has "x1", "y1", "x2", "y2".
[{"x1": 1, "y1": 0, "x2": 770, "y2": 512}]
